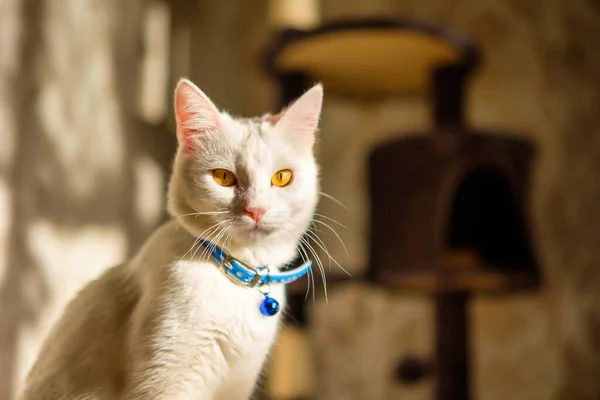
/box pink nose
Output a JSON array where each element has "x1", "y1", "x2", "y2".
[{"x1": 244, "y1": 205, "x2": 266, "y2": 224}]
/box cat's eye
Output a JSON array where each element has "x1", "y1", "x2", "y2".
[
  {"x1": 213, "y1": 169, "x2": 237, "y2": 187},
  {"x1": 271, "y1": 169, "x2": 293, "y2": 187}
]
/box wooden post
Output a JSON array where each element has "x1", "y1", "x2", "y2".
[{"x1": 434, "y1": 292, "x2": 471, "y2": 400}]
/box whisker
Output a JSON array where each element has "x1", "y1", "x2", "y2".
[
  {"x1": 199, "y1": 231, "x2": 222, "y2": 262},
  {"x1": 278, "y1": 227, "x2": 321, "y2": 304},
  {"x1": 302, "y1": 234, "x2": 329, "y2": 304},
  {"x1": 193, "y1": 220, "x2": 231, "y2": 261},
  {"x1": 178, "y1": 219, "x2": 228, "y2": 264},
  {"x1": 308, "y1": 223, "x2": 352, "y2": 277},
  {"x1": 318, "y1": 191, "x2": 350, "y2": 212},
  {"x1": 189, "y1": 205, "x2": 229, "y2": 215},
  {"x1": 306, "y1": 227, "x2": 332, "y2": 271},
  {"x1": 297, "y1": 242, "x2": 309, "y2": 264},
  {"x1": 208, "y1": 226, "x2": 231, "y2": 262},
  {"x1": 223, "y1": 228, "x2": 235, "y2": 252},
  {"x1": 311, "y1": 219, "x2": 350, "y2": 259},
  {"x1": 296, "y1": 240, "x2": 312, "y2": 301},
  {"x1": 199, "y1": 224, "x2": 231, "y2": 262},
  {"x1": 299, "y1": 236, "x2": 327, "y2": 304},
  {"x1": 176, "y1": 211, "x2": 229, "y2": 219},
  {"x1": 313, "y1": 213, "x2": 348, "y2": 229},
  {"x1": 309, "y1": 265, "x2": 316, "y2": 304}
]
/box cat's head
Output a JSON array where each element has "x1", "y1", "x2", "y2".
[{"x1": 167, "y1": 78, "x2": 322, "y2": 249}]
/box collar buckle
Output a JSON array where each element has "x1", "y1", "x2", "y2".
[{"x1": 221, "y1": 255, "x2": 264, "y2": 288}]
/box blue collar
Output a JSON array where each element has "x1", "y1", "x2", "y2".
[{"x1": 199, "y1": 240, "x2": 312, "y2": 289}]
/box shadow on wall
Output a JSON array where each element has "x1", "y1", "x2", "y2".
[
  {"x1": 0, "y1": 0, "x2": 177, "y2": 398},
  {"x1": 0, "y1": 2, "x2": 49, "y2": 397}
]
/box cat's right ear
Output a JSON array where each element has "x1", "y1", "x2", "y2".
[
  {"x1": 174, "y1": 78, "x2": 221, "y2": 152},
  {"x1": 272, "y1": 84, "x2": 323, "y2": 151}
]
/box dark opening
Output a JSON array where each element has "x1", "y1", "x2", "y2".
[{"x1": 446, "y1": 166, "x2": 536, "y2": 271}]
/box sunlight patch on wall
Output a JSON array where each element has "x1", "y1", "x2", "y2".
[
  {"x1": 15, "y1": 220, "x2": 127, "y2": 388},
  {"x1": 0, "y1": 178, "x2": 11, "y2": 287},
  {"x1": 269, "y1": 0, "x2": 320, "y2": 29},
  {"x1": 0, "y1": 57, "x2": 17, "y2": 214},
  {"x1": 0, "y1": 0, "x2": 19, "y2": 290},
  {"x1": 134, "y1": 154, "x2": 165, "y2": 228},
  {"x1": 138, "y1": 1, "x2": 171, "y2": 124},
  {"x1": 0, "y1": 0, "x2": 22, "y2": 75},
  {"x1": 0, "y1": 104, "x2": 16, "y2": 171},
  {"x1": 38, "y1": 2, "x2": 126, "y2": 200}
]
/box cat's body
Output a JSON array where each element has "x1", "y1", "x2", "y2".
[
  {"x1": 18, "y1": 79, "x2": 323, "y2": 399},
  {"x1": 19, "y1": 220, "x2": 287, "y2": 400}
]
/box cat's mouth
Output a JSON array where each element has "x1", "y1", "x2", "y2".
[
  {"x1": 236, "y1": 218, "x2": 280, "y2": 239},
  {"x1": 236, "y1": 213, "x2": 274, "y2": 233},
  {"x1": 245, "y1": 223, "x2": 276, "y2": 235}
]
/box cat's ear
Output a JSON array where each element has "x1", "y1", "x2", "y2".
[
  {"x1": 174, "y1": 78, "x2": 221, "y2": 152},
  {"x1": 274, "y1": 84, "x2": 323, "y2": 148}
]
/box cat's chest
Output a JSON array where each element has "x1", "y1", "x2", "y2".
[{"x1": 170, "y1": 260, "x2": 284, "y2": 340}]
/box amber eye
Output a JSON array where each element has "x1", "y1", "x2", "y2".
[
  {"x1": 213, "y1": 169, "x2": 237, "y2": 187},
  {"x1": 271, "y1": 169, "x2": 293, "y2": 187}
]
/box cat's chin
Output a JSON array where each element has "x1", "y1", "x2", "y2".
[
  {"x1": 232, "y1": 223, "x2": 297, "y2": 247},
  {"x1": 240, "y1": 225, "x2": 277, "y2": 240}
]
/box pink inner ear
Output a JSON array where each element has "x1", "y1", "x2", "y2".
[
  {"x1": 266, "y1": 106, "x2": 289, "y2": 126},
  {"x1": 175, "y1": 95, "x2": 198, "y2": 152},
  {"x1": 174, "y1": 80, "x2": 220, "y2": 153},
  {"x1": 274, "y1": 84, "x2": 323, "y2": 143}
]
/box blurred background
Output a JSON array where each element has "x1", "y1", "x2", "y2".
[{"x1": 1, "y1": 0, "x2": 600, "y2": 399}]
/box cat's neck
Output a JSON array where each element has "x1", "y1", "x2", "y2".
[
  {"x1": 173, "y1": 219, "x2": 300, "y2": 269},
  {"x1": 218, "y1": 240, "x2": 299, "y2": 270}
]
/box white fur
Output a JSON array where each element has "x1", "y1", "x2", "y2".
[{"x1": 18, "y1": 79, "x2": 323, "y2": 400}]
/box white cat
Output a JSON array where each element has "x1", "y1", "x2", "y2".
[{"x1": 18, "y1": 78, "x2": 323, "y2": 400}]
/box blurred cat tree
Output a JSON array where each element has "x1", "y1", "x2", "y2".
[{"x1": 264, "y1": 1, "x2": 600, "y2": 400}]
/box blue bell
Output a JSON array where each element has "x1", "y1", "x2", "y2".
[{"x1": 259, "y1": 296, "x2": 279, "y2": 316}]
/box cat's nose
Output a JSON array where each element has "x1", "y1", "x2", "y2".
[{"x1": 244, "y1": 205, "x2": 266, "y2": 224}]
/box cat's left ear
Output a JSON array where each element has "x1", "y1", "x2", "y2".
[{"x1": 274, "y1": 84, "x2": 323, "y2": 149}]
